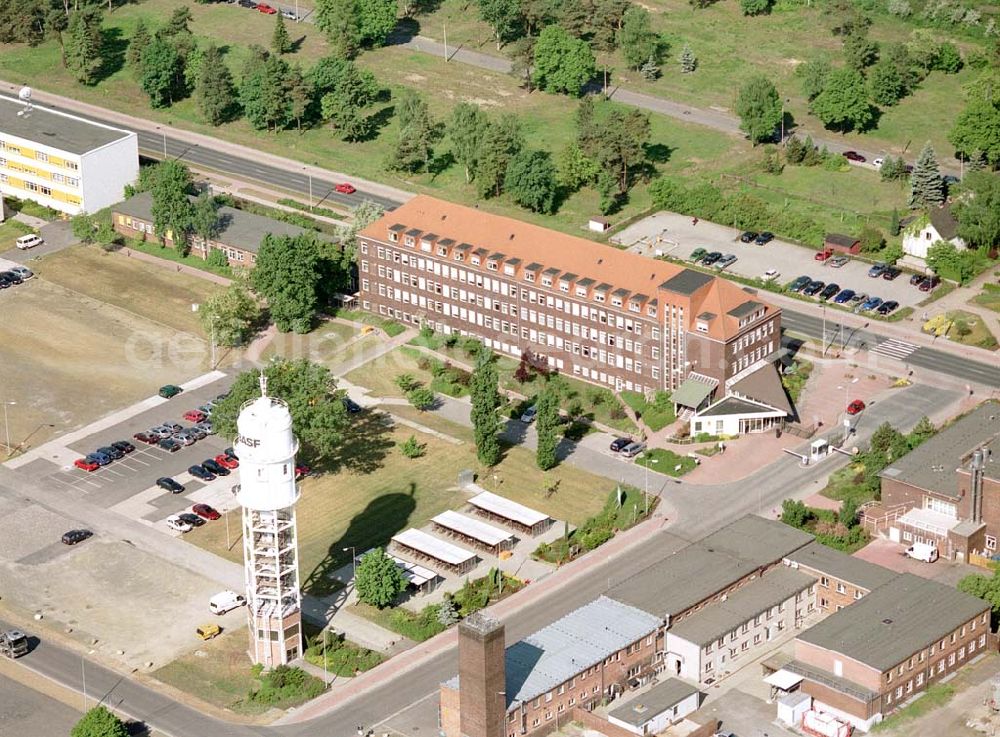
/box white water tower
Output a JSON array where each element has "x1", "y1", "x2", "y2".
[{"x1": 235, "y1": 374, "x2": 303, "y2": 667}]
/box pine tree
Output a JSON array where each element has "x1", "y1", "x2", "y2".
[
  {"x1": 315, "y1": 0, "x2": 360, "y2": 58},
  {"x1": 65, "y1": 8, "x2": 104, "y2": 85},
  {"x1": 908, "y1": 142, "x2": 945, "y2": 209},
  {"x1": 640, "y1": 55, "x2": 660, "y2": 80},
  {"x1": 272, "y1": 11, "x2": 291, "y2": 54},
  {"x1": 534, "y1": 384, "x2": 560, "y2": 471},
  {"x1": 387, "y1": 90, "x2": 437, "y2": 172},
  {"x1": 127, "y1": 19, "x2": 151, "y2": 71},
  {"x1": 680, "y1": 43, "x2": 697, "y2": 73},
  {"x1": 968, "y1": 150, "x2": 986, "y2": 172},
  {"x1": 470, "y1": 348, "x2": 502, "y2": 467},
  {"x1": 889, "y1": 207, "x2": 900, "y2": 236},
  {"x1": 196, "y1": 45, "x2": 237, "y2": 126}
]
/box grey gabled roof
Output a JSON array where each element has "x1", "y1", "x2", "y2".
[
  {"x1": 698, "y1": 515, "x2": 813, "y2": 568},
  {"x1": 696, "y1": 396, "x2": 785, "y2": 418},
  {"x1": 731, "y1": 364, "x2": 794, "y2": 417},
  {"x1": 727, "y1": 300, "x2": 763, "y2": 319},
  {"x1": 659, "y1": 269, "x2": 713, "y2": 296},
  {"x1": 797, "y1": 574, "x2": 989, "y2": 672},
  {"x1": 607, "y1": 679, "x2": 701, "y2": 726},
  {"x1": 879, "y1": 401, "x2": 1000, "y2": 498},
  {"x1": 928, "y1": 204, "x2": 959, "y2": 240},
  {"x1": 789, "y1": 541, "x2": 898, "y2": 592},
  {"x1": 825, "y1": 233, "x2": 859, "y2": 248},
  {"x1": 0, "y1": 95, "x2": 132, "y2": 155},
  {"x1": 505, "y1": 597, "x2": 661, "y2": 707},
  {"x1": 668, "y1": 567, "x2": 817, "y2": 646}
]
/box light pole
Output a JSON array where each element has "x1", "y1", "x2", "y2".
[
  {"x1": 821, "y1": 304, "x2": 827, "y2": 356},
  {"x1": 2, "y1": 400, "x2": 14, "y2": 457},
  {"x1": 155, "y1": 126, "x2": 167, "y2": 159},
  {"x1": 304, "y1": 168, "x2": 313, "y2": 211},
  {"x1": 343, "y1": 546, "x2": 357, "y2": 579},
  {"x1": 81, "y1": 653, "x2": 87, "y2": 710},
  {"x1": 210, "y1": 314, "x2": 218, "y2": 370}
]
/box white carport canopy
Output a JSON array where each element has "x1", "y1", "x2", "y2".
[{"x1": 764, "y1": 669, "x2": 804, "y2": 690}]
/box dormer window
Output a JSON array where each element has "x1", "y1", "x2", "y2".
[
  {"x1": 611, "y1": 297, "x2": 623, "y2": 307},
  {"x1": 594, "y1": 292, "x2": 605, "y2": 303},
  {"x1": 487, "y1": 260, "x2": 498, "y2": 271},
  {"x1": 437, "y1": 245, "x2": 448, "y2": 257},
  {"x1": 404, "y1": 235, "x2": 415, "y2": 247},
  {"x1": 696, "y1": 321, "x2": 709, "y2": 333},
  {"x1": 525, "y1": 272, "x2": 535, "y2": 282},
  {"x1": 647, "y1": 306, "x2": 656, "y2": 317},
  {"x1": 471, "y1": 255, "x2": 481, "y2": 266},
  {"x1": 420, "y1": 241, "x2": 431, "y2": 253},
  {"x1": 541, "y1": 276, "x2": 553, "y2": 287},
  {"x1": 389, "y1": 232, "x2": 399, "y2": 242},
  {"x1": 504, "y1": 265, "x2": 515, "y2": 276},
  {"x1": 454, "y1": 252, "x2": 464, "y2": 261},
  {"x1": 629, "y1": 302, "x2": 640, "y2": 313},
  {"x1": 575, "y1": 286, "x2": 587, "y2": 298}
]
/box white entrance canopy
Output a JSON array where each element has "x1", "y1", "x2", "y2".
[{"x1": 764, "y1": 669, "x2": 804, "y2": 691}]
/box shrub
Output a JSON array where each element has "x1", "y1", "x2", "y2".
[
  {"x1": 443, "y1": 334, "x2": 459, "y2": 348},
  {"x1": 395, "y1": 373, "x2": 419, "y2": 392},
  {"x1": 400, "y1": 435, "x2": 426, "y2": 458},
  {"x1": 407, "y1": 387, "x2": 436, "y2": 410},
  {"x1": 419, "y1": 324, "x2": 434, "y2": 340},
  {"x1": 247, "y1": 665, "x2": 325, "y2": 705},
  {"x1": 462, "y1": 337, "x2": 483, "y2": 357},
  {"x1": 206, "y1": 248, "x2": 230, "y2": 269},
  {"x1": 416, "y1": 357, "x2": 432, "y2": 371}
]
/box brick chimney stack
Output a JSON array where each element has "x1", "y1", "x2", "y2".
[{"x1": 459, "y1": 612, "x2": 507, "y2": 737}]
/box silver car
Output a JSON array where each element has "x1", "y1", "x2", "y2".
[
  {"x1": 8, "y1": 266, "x2": 33, "y2": 280},
  {"x1": 621, "y1": 441, "x2": 647, "y2": 458},
  {"x1": 716, "y1": 254, "x2": 737, "y2": 268}
]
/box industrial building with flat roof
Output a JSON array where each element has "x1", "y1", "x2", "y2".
[{"x1": 0, "y1": 93, "x2": 137, "y2": 215}]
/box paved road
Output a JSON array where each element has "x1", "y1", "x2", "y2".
[
  {"x1": 2, "y1": 384, "x2": 959, "y2": 737},
  {"x1": 781, "y1": 308, "x2": 1000, "y2": 388},
  {"x1": 0, "y1": 669, "x2": 82, "y2": 737}
]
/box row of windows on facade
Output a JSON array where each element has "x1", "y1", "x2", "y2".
[
  {"x1": 366, "y1": 252, "x2": 665, "y2": 335},
  {"x1": 0, "y1": 140, "x2": 79, "y2": 169},
  {"x1": 120, "y1": 218, "x2": 252, "y2": 262},
  {"x1": 0, "y1": 158, "x2": 79, "y2": 186},
  {"x1": 370, "y1": 242, "x2": 666, "y2": 318},
  {"x1": 255, "y1": 622, "x2": 300, "y2": 641},
  {"x1": 884, "y1": 615, "x2": 987, "y2": 682},
  {"x1": 884, "y1": 634, "x2": 986, "y2": 705},
  {"x1": 818, "y1": 576, "x2": 867, "y2": 600},
  {"x1": 704, "y1": 623, "x2": 785, "y2": 672},
  {"x1": 700, "y1": 598, "x2": 801, "y2": 657}
]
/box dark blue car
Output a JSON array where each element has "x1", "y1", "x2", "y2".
[{"x1": 833, "y1": 289, "x2": 855, "y2": 304}]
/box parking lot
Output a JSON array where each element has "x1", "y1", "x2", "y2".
[{"x1": 613, "y1": 212, "x2": 928, "y2": 310}]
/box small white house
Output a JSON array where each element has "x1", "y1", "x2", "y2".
[
  {"x1": 606, "y1": 678, "x2": 702, "y2": 735},
  {"x1": 902, "y1": 204, "x2": 966, "y2": 261},
  {"x1": 588, "y1": 216, "x2": 611, "y2": 232}
]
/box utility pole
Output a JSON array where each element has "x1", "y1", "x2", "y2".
[{"x1": 443, "y1": 22, "x2": 448, "y2": 61}]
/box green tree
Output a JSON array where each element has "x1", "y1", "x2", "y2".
[
  {"x1": 251, "y1": 232, "x2": 323, "y2": 332},
  {"x1": 868, "y1": 61, "x2": 905, "y2": 106},
  {"x1": 934, "y1": 42, "x2": 962, "y2": 73},
  {"x1": 470, "y1": 348, "x2": 502, "y2": 466},
  {"x1": 355, "y1": 547, "x2": 406, "y2": 608},
  {"x1": 556, "y1": 143, "x2": 599, "y2": 191},
  {"x1": 519, "y1": 0, "x2": 553, "y2": 36},
  {"x1": 879, "y1": 155, "x2": 907, "y2": 181},
  {"x1": 72, "y1": 706, "x2": 128, "y2": 737},
  {"x1": 843, "y1": 30, "x2": 878, "y2": 71},
  {"x1": 125, "y1": 17, "x2": 149, "y2": 71},
  {"x1": 0, "y1": 0, "x2": 46, "y2": 46},
  {"x1": 199, "y1": 283, "x2": 260, "y2": 346},
  {"x1": 449, "y1": 103, "x2": 490, "y2": 183},
  {"x1": 948, "y1": 99, "x2": 1000, "y2": 168},
  {"x1": 183, "y1": 44, "x2": 205, "y2": 92},
  {"x1": 532, "y1": 25, "x2": 595, "y2": 97},
  {"x1": 953, "y1": 171, "x2": 1000, "y2": 251},
  {"x1": 858, "y1": 223, "x2": 885, "y2": 253},
  {"x1": 272, "y1": 11, "x2": 291, "y2": 54},
  {"x1": 318, "y1": 60, "x2": 381, "y2": 141},
  {"x1": 150, "y1": 160, "x2": 194, "y2": 242},
  {"x1": 618, "y1": 6, "x2": 658, "y2": 69},
  {"x1": 557, "y1": 0, "x2": 589, "y2": 37},
  {"x1": 810, "y1": 67, "x2": 874, "y2": 132},
  {"x1": 190, "y1": 191, "x2": 220, "y2": 243},
  {"x1": 680, "y1": 43, "x2": 696, "y2": 73},
  {"x1": 286, "y1": 65, "x2": 311, "y2": 133},
  {"x1": 211, "y1": 358, "x2": 349, "y2": 461},
  {"x1": 908, "y1": 142, "x2": 945, "y2": 209},
  {"x1": 780, "y1": 499, "x2": 811, "y2": 529},
  {"x1": 241, "y1": 52, "x2": 292, "y2": 131},
  {"x1": 44, "y1": 8, "x2": 69, "y2": 66},
  {"x1": 734, "y1": 74, "x2": 782, "y2": 145},
  {"x1": 163, "y1": 5, "x2": 192, "y2": 36},
  {"x1": 839, "y1": 498, "x2": 858, "y2": 528},
  {"x1": 407, "y1": 386, "x2": 436, "y2": 411},
  {"x1": 315, "y1": 0, "x2": 360, "y2": 58},
  {"x1": 591, "y1": 0, "x2": 630, "y2": 51},
  {"x1": 889, "y1": 208, "x2": 900, "y2": 236},
  {"x1": 534, "y1": 384, "x2": 560, "y2": 471},
  {"x1": 477, "y1": 0, "x2": 520, "y2": 49},
  {"x1": 399, "y1": 434, "x2": 426, "y2": 458},
  {"x1": 509, "y1": 36, "x2": 536, "y2": 92},
  {"x1": 140, "y1": 36, "x2": 184, "y2": 107},
  {"x1": 195, "y1": 44, "x2": 237, "y2": 125},
  {"x1": 475, "y1": 113, "x2": 524, "y2": 198},
  {"x1": 957, "y1": 572, "x2": 1000, "y2": 627},
  {"x1": 387, "y1": 90, "x2": 437, "y2": 172},
  {"x1": 909, "y1": 416, "x2": 936, "y2": 446},
  {"x1": 504, "y1": 149, "x2": 558, "y2": 214},
  {"x1": 358, "y1": 0, "x2": 398, "y2": 47},
  {"x1": 925, "y1": 242, "x2": 979, "y2": 284},
  {"x1": 798, "y1": 56, "x2": 831, "y2": 101},
  {"x1": 740, "y1": 0, "x2": 771, "y2": 15},
  {"x1": 577, "y1": 99, "x2": 651, "y2": 193},
  {"x1": 65, "y1": 7, "x2": 104, "y2": 85}
]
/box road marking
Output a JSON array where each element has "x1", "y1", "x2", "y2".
[{"x1": 870, "y1": 338, "x2": 917, "y2": 360}]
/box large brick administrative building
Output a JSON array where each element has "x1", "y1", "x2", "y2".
[{"x1": 358, "y1": 197, "x2": 790, "y2": 428}]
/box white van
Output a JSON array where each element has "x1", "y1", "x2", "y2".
[
  {"x1": 209, "y1": 590, "x2": 246, "y2": 615},
  {"x1": 905, "y1": 542, "x2": 939, "y2": 563},
  {"x1": 15, "y1": 234, "x2": 42, "y2": 250}
]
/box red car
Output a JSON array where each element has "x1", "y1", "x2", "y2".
[
  {"x1": 842, "y1": 150, "x2": 866, "y2": 163},
  {"x1": 215, "y1": 454, "x2": 239, "y2": 470},
  {"x1": 183, "y1": 409, "x2": 207, "y2": 423},
  {"x1": 256, "y1": 2, "x2": 277, "y2": 12},
  {"x1": 133, "y1": 432, "x2": 158, "y2": 445},
  {"x1": 192, "y1": 503, "x2": 221, "y2": 521},
  {"x1": 335, "y1": 182, "x2": 356, "y2": 194},
  {"x1": 814, "y1": 248, "x2": 833, "y2": 261},
  {"x1": 295, "y1": 464, "x2": 311, "y2": 480},
  {"x1": 847, "y1": 399, "x2": 866, "y2": 415},
  {"x1": 74, "y1": 458, "x2": 99, "y2": 472}
]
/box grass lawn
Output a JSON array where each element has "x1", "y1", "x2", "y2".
[
  {"x1": 971, "y1": 284, "x2": 1000, "y2": 314},
  {"x1": 819, "y1": 463, "x2": 876, "y2": 507},
  {"x1": 334, "y1": 309, "x2": 406, "y2": 337},
  {"x1": 351, "y1": 601, "x2": 445, "y2": 643},
  {"x1": 261, "y1": 320, "x2": 359, "y2": 363},
  {"x1": 944, "y1": 310, "x2": 998, "y2": 350},
  {"x1": 634, "y1": 448, "x2": 696, "y2": 477},
  {"x1": 781, "y1": 359, "x2": 814, "y2": 405},
  {"x1": 0, "y1": 218, "x2": 33, "y2": 249},
  {"x1": 32, "y1": 245, "x2": 221, "y2": 336},
  {"x1": 122, "y1": 237, "x2": 233, "y2": 279},
  {"x1": 344, "y1": 345, "x2": 429, "y2": 398},
  {"x1": 385, "y1": 404, "x2": 475, "y2": 443},
  {"x1": 621, "y1": 390, "x2": 675, "y2": 432},
  {"x1": 186, "y1": 410, "x2": 613, "y2": 595},
  {"x1": 500, "y1": 369, "x2": 637, "y2": 433},
  {"x1": 871, "y1": 684, "x2": 955, "y2": 733}
]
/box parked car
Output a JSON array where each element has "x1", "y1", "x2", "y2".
[
  {"x1": 828, "y1": 255, "x2": 850, "y2": 268},
  {"x1": 280, "y1": 7, "x2": 298, "y2": 19},
  {"x1": 236, "y1": 0, "x2": 256, "y2": 7},
  {"x1": 15, "y1": 234, "x2": 42, "y2": 250},
  {"x1": 178, "y1": 512, "x2": 206, "y2": 528},
  {"x1": 194, "y1": 421, "x2": 214, "y2": 435},
  {"x1": 849, "y1": 292, "x2": 867, "y2": 303},
  {"x1": 621, "y1": 441, "x2": 647, "y2": 458},
  {"x1": 166, "y1": 515, "x2": 192, "y2": 533},
  {"x1": 877, "y1": 300, "x2": 899, "y2": 315},
  {"x1": 96, "y1": 445, "x2": 123, "y2": 460},
  {"x1": 158, "y1": 438, "x2": 181, "y2": 452},
  {"x1": 867, "y1": 263, "x2": 888, "y2": 278},
  {"x1": 172, "y1": 432, "x2": 197, "y2": 447},
  {"x1": 61, "y1": 529, "x2": 93, "y2": 545},
  {"x1": 294, "y1": 464, "x2": 311, "y2": 480},
  {"x1": 861, "y1": 296, "x2": 883, "y2": 311},
  {"x1": 149, "y1": 425, "x2": 173, "y2": 439},
  {"x1": 335, "y1": 182, "x2": 356, "y2": 194},
  {"x1": 754, "y1": 231, "x2": 774, "y2": 245},
  {"x1": 881, "y1": 267, "x2": 902, "y2": 281},
  {"x1": 919, "y1": 275, "x2": 941, "y2": 292},
  {"x1": 111, "y1": 440, "x2": 135, "y2": 454},
  {"x1": 183, "y1": 409, "x2": 207, "y2": 423},
  {"x1": 133, "y1": 432, "x2": 157, "y2": 445},
  {"x1": 690, "y1": 247, "x2": 707, "y2": 262},
  {"x1": 202, "y1": 458, "x2": 230, "y2": 476},
  {"x1": 814, "y1": 248, "x2": 833, "y2": 262},
  {"x1": 873, "y1": 157, "x2": 884, "y2": 168},
  {"x1": 520, "y1": 406, "x2": 538, "y2": 423},
  {"x1": 163, "y1": 422, "x2": 183, "y2": 433},
  {"x1": 905, "y1": 542, "x2": 938, "y2": 563},
  {"x1": 256, "y1": 2, "x2": 277, "y2": 12},
  {"x1": 716, "y1": 254, "x2": 737, "y2": 268},
  {"x1": 763, "y1": 268, "x2": 780, "y2": 281},
  {"x1": 74, "y1": 458, "x2": 99, "y2": 472},
  {"x1": 846, "y1": 399, "x2": 866, "y2": 415},
  {"x1": 158, "y1": 384, "x2": 183, "y2": 398},
  {"x1": 198, "y1": 404, "x2": 214, "y2": 416},
  {"x1": 609, "y1": 437, "x2": 632, "y2": 452},
  {"x1": 196, "y1": 623, "x2": 221, "y2": 641},
  {"x1": 803, "y1": 280, "x2": 825, "y2": 296},
  {"x1": 188, "y1": 465, "x2": 216, "y2": 482},
  {"x1": 215, "y1": 454, "x2": 239, "y2": 470},
  {"x1": 193, "y1": 504, "x2": 221, "y2": 521},
  {"x1": 10, "y1": 266, "x2": 35, "y2": 280},
  {"x1": 842, "y1": 150, "x2": 866, "y2": 162},
  {"x1": 224, "y1": 447, "x2": 239, "y2": 461},
  {"x1": 700, "y1": 252, "x2": 722, "y2": 266},
  {"x1": 156, "y1": 477, "x2": 185, "y2": 494},
  {"x1": 2, "y1": 271, "x2": 22, "y2": 285},
  {"x1": 342, "y1": 396, "x2": 363, "y2": 414},
  {"x1": 739, "y1": 231, "x2": 758, "y2": 243},
  {"x1": 909, "y1": 273, "x2": 924, "y2": 286},
  {"x1": 87, "y1": 451, "x2": 111, "y2": 466},
  {"x1": 788, "y1": 275, "x2": 811, "y2": 292},
  {"x1": 833, "y1": 289, "x2": 855, "y2": 304},
  {"x1": 819, "y1": 283, "x2": 840, "y2": 300},
  {"x1": 0, "y1": 274, "x2": 11, "y2": 288},
  {"x1": 209, "y1": 590, "x2": 246, "y2": 615}
]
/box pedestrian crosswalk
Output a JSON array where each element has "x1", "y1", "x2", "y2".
[{"x1": 871, "y1": 338, "x2": 917, "y2": 360}]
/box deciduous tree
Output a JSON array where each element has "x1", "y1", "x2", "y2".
[
  {"x1": 195, "y1": 44, "x2": 237, "y2": 125},
  {"x1": 355, "y1": 548, "x2": 406, "y2": 607},
  {"x1": 72, "y1": 706, "x2": 128, "y2": 737},
  {"x1": 477, "y1": 0, "x2": 520, "y2": 49},
  {"x1": 251, "y1": 232, "x2": 323, "y2": 332},
  {"x1": 740, "y1": 0, "x2": 771, "y2": 15},
  {"x1": 577, "y1": 99, "x2": 650, "y2": 193},
  {"x1": 504, "y1": 149, "x2": 558, "y2": 213},
  {"x1": 240, "y1": 52, "x2": 292, "y2": 131},
  {"x1": 953, "y1": 171, "x2": 1000, "y2": 251},
  {"x1": 734, "y1": 74, "x2": 782, "y2": 145},
  {"x1": 475, "y1": 112, "x2": 524, "y2": 198},
  {"x1": 809, "y1": 67, "x2": 874, "y2": 132},
  {"x1": 150, "y1": 160, "x2": 195, "y2": 242},
  {"x1": 199, "y1": 284, "x2": 260, "y2": 346},
  {"x1": 449, "y1": 102, "x2": 490, "y2": 183},
  {"x1": 358, "y1": 0, "x2": 398, "y2": 47},
  {"x1": 618, "y1": 6, "x2": 658, "y2": 69},
  {"x1": 532, "y1": 25, "x2": 595, "y2": 97},
  {"x1": 140, "y1": 36, "x2": 184, "y2": 107},
  {"x1": 470, "y1": 348, "x2": 503, "y2": 466},
  {"x1": 534, "y1": 384, "x2": 560, "y2": 471},
  {"x1": 798, "y1": 56, "x2": 831, "y2": 101},
  {"x1": 948, "y1": 98, "x2": 1000, "y2": 168},
  {"x1": 318, "y1": 59, "x2": 381, "y2": 140},
  {"x1": 908, "y1": 142, "x2": 945, "y2": 209},
  {"x1": 868, "y1": 61, "x2": 905, "y2": 106},
  {"x1": 843, "y1": 30, "x2": 878, "y2": 71}
]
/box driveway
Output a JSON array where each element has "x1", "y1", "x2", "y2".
[
  {"x1": 0, "y1": 219, "x2": 75, "y2": 263},
  {"x1": 853, "y1": 537, "x2": 981, "y2": 587},
  {"x1": 614, "y1": 212, "x2": 926, "y2": 310}
]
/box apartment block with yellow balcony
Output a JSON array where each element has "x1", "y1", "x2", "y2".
[{"x1": 0, "y1": 94, "x2": 138, "y2": 216}]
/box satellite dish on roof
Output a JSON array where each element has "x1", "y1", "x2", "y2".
[{"x1": 18, "y1": 86, "x2": 31, "y2": 102}]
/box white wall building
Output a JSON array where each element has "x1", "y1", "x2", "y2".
[
  {"x1": 902, "y1": 204, "x2": 966, "y2": 261},
  {"x1": 0, "y1": 92, "x2": 138, "y2": 215},
  {"x1": 606, "y1": 679, "x2": 701, "y2": 735}
]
